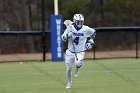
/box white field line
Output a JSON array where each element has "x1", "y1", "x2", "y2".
[
  {"x1": 0, "y1": 80, "x2": 117, "y2": 87},
  {"x1": 76, "y1": 80, "x2": 118, "y2": 83},
  {"x1": 0, "y1": 73, "x2": 43, "y2": 76},
  {"x1": 0, "y1": 82, "x2": 52, "y2": 87},
  {"x1": 0, "y1": 73, "x2": 139, "y2": 87},
  {"x1": 0, "y1": 80, "x2": 94, "y2": 87},
  {"x1": 0, "y1": 69, "x2": 140, "y2": 76},
  {"x1": 87, "y1": 69, "x2": 140, "y2": 73}
]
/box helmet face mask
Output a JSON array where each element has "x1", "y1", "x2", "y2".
[
  {"x1": 75, "y1": 20, "x2": 84, "y2": 28},
  {"x1": 73, "y1": 14, "x2": 84, "y2": 28}
]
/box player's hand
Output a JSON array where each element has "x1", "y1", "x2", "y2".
[
  {"x1": 62, "y1": 31, "x2": 72, "y2": 41},
  {"x1": 67, "y1": 31, "x2": 72, "y2": 38}
]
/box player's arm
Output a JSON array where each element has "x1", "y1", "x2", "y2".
[
  {"x1": 90, "y1": 28, "x2": 96, "y2": 40},
  {"x1": 86, "y1": 28, "x2": 96, "y2": 50}
]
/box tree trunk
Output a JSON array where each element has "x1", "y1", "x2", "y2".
[{"x1": 21, "y1": 1, "x2": 35, "y2": 53}]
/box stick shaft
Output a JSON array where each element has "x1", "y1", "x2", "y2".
[{"x1": 71, "y1": 37, "x2": 78, "y2": 60}]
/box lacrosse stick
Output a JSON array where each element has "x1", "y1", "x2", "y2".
[{"x1": 64, "y1": 20, "x2": 78, "y2": 60}]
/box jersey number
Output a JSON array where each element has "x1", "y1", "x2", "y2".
[{"x1": 73, "y1": 37, "x2": 79, "y2": 45}]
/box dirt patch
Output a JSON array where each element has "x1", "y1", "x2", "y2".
[
  {"x1": 86, "y1": 50, "x2": 140, "y2": 58},
  {"x1": 0, "y1": 50, "x2": 139, "y2": 62}
]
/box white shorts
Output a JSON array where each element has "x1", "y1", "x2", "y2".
[{"x1": 65, "y1": 49, "x2": 85, "y2": 68}]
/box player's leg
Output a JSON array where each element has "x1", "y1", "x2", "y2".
[
  {"x1": 65, "y1": 53, "x2": 75, "y2": 89},
  {"x1": 74, "y1": 52, "x2": 85, "y2": 78}
]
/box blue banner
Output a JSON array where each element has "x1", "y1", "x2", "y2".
[{"x1": 50, "y1": 15, "x2": 64, "y2": 61}]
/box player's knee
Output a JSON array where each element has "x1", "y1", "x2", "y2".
[
  {"x1": 66, "y1": 63, "x2": 72, "y2": 71},
  {"x1": 75, "y1": 61, "x2": 83, "y2": 68},
  {"x1": 67, "y1": 67, "x2": 72, "y2": 71}
]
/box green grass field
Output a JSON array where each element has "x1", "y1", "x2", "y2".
[{"x1": 0, "y1": 59, "x2": 140, "y2": 93}]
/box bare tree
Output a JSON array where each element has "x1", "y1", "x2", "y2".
[
  {"x1": 0, "y1": 0, "x2": 35, "y2": 53},
  {"x1": 20, "y1": 0, "x2": 35, "y2": 53}
]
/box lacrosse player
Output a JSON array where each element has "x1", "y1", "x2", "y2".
[{"x1": 61, "y1": 14, "x2": 96, "y2": 89}]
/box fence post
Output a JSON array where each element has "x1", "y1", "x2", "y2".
[
  {"x1": 93, "y1": 39, "x2": 96, "y2": 60},
  {"x1": 41, "y1": 0, "x2": 46, "y2": 62},
  {"x1": 135, "y1": 30, "x2": 138, "y2": 59}
]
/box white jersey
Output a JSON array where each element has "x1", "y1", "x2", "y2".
[{"x1": 62, "y1": 24, "x2": 96, "y2": 53}]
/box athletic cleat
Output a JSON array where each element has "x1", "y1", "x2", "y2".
[
  {"x1": 66, "y1": 83, "x2": 72, "y2": 89},
  {"x1": 74, "y1": 67, "x2": 80, "y2": 78}
]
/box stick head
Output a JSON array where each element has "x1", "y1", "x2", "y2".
[{"x1": 64, "y1": 20, "x2": 73, "y2": 27}]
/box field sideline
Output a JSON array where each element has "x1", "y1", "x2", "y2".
[{"x1": 0, "y1": 59, "x2": 140, "y2": 93}]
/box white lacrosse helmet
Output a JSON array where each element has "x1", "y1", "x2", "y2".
[{"x1": 73, "y1": 14, "x2": 84, "y2": 28}]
